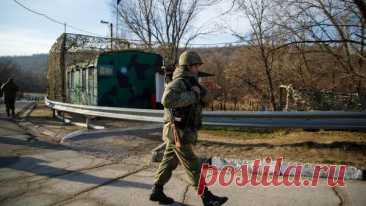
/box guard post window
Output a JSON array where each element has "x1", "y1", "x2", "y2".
[{"x1": 99, "y1": 64, "x2": 114, "y2": 77}]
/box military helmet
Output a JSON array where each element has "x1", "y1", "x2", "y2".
[{"x1": 178, "y1": 51, "x2": 203, "y2": 66}]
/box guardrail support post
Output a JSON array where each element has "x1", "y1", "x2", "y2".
[
  {"x1": 62, "y1": 111, "x2": 65, "y2": 122},
  {"x1": 86, "y1": 116, "x2": 91, "y2": 129}
]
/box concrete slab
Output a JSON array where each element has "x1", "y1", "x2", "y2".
[
  {"x1": 0, "y1": 150, "x2": 108, "y2": 181},
  {"x1": 0, "y1": 163, "x2": 144, "y2": 206},
  {"x1": 0, "y1": 119, "x2": 27, "y2": 137},
  {"x1": 184, "y1": 179, "x2": 340, "y2": 206},
  {"x1": 1, "y1": 117, "x2": 365, "y2": 206},
  {"x1": 63, "y1": 168, "x2": 189, "y2": 206},
  {"x1": 0, "y1": 119, "x2": 52, "y2": 158},
  {"x1": 344, "y1": 180, "x2": 366, "y2": 206},
  {"x1": 0, "y1": 150, "x2": 111, "y2": 201},
  {"x1": 58, "y1": 198, "x2": 101, "y2": 206},
  {"x1": 0, "y1": 101, "x2": 33, "y2": 118}
]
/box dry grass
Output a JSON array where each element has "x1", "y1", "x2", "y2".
[
  {"x1": 197, "y1": 128, "x2": 366, "y2": 169},
  {"x1": 199, "y1": 128, "x2": 366, "y2": 144},
  {"x1": 29, "y1": 104, "x2": 54, "y2": 117}
]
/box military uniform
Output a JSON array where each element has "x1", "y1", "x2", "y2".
[
  {"x1": 150, "y1": 51, "x2": 227, "y2": 206},
  {"x1": 1, "y1": 79, "x2": 19, "y2": 117},
  {"x1": 154, "y1": 66, "x2": 206, "y2": 188}
]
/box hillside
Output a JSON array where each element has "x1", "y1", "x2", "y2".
[
  {"x1": 0, "y1": 54, "x2": 48, "y2": 73},
  {"x1": 0, "y1": 54, "x2": 48, "y2": 93}
]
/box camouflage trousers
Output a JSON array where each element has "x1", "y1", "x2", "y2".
[{"x1": 154, "y1": 141, "x2": 202, "y2": 189}]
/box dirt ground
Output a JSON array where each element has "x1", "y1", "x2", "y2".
[{"x1": 28, "y1": 104, "x2": 366, "y2": 169}]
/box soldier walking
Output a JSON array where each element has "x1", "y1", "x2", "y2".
[
  {"x1": 1, "y1": 78, "x2": 19, "y2": 118},
  {"x1": 150, "y1": 51, "x2": 228, "y2": 206}
]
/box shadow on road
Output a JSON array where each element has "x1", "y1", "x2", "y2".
[
  {"x1": 64, "y1": 127, "x2": 162, "y2": 142},
  {"x1": 0, "y1": 136, "x2": 66, "y2": 151},
  {"x1": 0, "y1": 156, "x2": 152, "y2": 190}
]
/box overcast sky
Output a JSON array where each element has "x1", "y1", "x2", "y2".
[{"x1": 0, "y1": 0, "x2": 249, "y2": 56}]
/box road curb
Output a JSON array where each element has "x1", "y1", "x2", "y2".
[{"x1": 17, "y1": 101, "x2": 36, "y2": 118}]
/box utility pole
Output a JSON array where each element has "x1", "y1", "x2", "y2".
[
  {"x1": 101, "y1": 20, "x2": 113, "y2": 50},
  {"x1": 110, "y1": 23, "x2": 113, "y2": 50},
  {"x1": 116, "y1": 4, "x2": 118, "y2": 38},
  {"x1": 117, "y1": 0, "x2": 122, "y2": 38}
]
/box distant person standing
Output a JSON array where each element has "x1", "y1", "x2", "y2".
[{"x1": 1, "y1": 78, "x2": 19, "y2": 117}]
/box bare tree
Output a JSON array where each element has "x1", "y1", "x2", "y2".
[
  {"x1": 117, "y1": 0, "x2": 214, "y2": 64},
  {"x1": 354, "y1": 0, "x2": 366, "y2": 21},
  {"x1": 0, "y1": 59, "x2": 47, "y2": 93},
  {"x1": 0, "y1": 60, "x2": 20, "y2": 84},
  {"x1": 234, "y1": 0, "x2": 279, "y2": 110},
  {"x1": 267, "y1": 0, "x2": 366, "y2": 108}
]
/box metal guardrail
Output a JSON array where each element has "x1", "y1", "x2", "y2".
[{"x1": 45, "y1": 98, "x2": 366, "y2": 129}]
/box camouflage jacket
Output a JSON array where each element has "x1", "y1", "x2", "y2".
[
  {"x1": 1, "y1": 80, "x2": 18, "y2": 101},
  {"x1": 161, "y1": 67, "x2": 210, "y2": 145}
]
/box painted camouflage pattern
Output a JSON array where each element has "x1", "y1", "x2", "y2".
[
  {"x1": 97, "y1": 50, "x2": 162, "y2": 108},
  {"x1": 65, "y1": 50, "x2": 163, "y2": 108}
]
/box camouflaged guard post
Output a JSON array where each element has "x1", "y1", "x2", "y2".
[
  {"x1": 96, "y1": 50, "x2": 163, "y2": 109},
  {"x1": 48, "y1": 33, "x2": 137, "y2": 103},
  {"x1": 66, "y1": 50, "x2": 163, "y2": 109}
]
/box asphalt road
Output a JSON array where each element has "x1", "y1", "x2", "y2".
[
  {"x1": 1, "y1": 101, "x2": 365, "y2": 206},
  {"x1": 1, "y1": 118, "x2": 366, "y2": 205}
]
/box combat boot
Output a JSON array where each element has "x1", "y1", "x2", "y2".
[
  {"x1": 149, "y1": 184, "x2": 175, "y2": 204},
  {"x1": 201, "y1": 187, "x2": 228, "y2": 206}
]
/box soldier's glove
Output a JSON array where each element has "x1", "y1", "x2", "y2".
[
  {"x1": 199, "y1": 85, "x2": 207, "y2": 98},
  {"x1": 198, "y1": 86, "x2": 212, "y2": 106},
  {"x1": 191, "y1": 86, "x2": 201, "y2": 101}
]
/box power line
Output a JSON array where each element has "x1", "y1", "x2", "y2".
[
  {"x1": 13, "y1": 0, "x2": 102, "y2": 37},
  {"x1": 67, "y1": 25, "x2": 101, "y2": 37},
  {"x1": 13, "y1": 0, "x2": 248, "y2": 47},
  {"x1": 188, "y1": 41, "x2": 246, "y2": 46}
]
